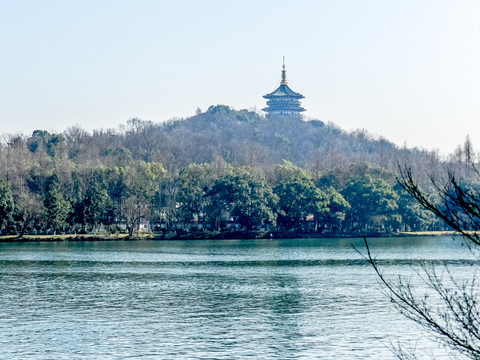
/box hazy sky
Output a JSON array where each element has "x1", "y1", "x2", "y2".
[{"x1": 1, "y1": 0, "x2": 479, "y2": 155}]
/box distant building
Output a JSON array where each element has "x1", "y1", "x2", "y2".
[{"x1": 263, "y1": 58, "x2": 305, "y2": 120}]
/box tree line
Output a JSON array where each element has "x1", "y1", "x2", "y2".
[{"x1": 0, "y1": 155, "x2": 442, "y2": 237}]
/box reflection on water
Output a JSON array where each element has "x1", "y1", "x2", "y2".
[{"x1": 0, "y1": 237, "x2": 472, "y2": 359}]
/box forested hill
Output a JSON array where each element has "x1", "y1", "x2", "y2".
[
  {"x1": 0, "y1": 104, "x2": 461, "y2": 236},
  {"x1": 2, "y1": 104, "x2": 447, "y2": 182},
  {"x1": 147, "y1": 104, "x2": 396, "y2": 170},
  {"x1": 57, "y1": 104, "x2": 436, "y2": 174}
]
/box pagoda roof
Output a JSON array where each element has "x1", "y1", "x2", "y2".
[{"x1": 263, "y1": 84, "x2": 304, "y2": 99}]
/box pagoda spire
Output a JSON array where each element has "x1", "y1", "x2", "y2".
[{"x1": 280, "y1": 56, "x2": 287, "y2": 85}]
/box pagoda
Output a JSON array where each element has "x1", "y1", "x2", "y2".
[{"x1": 263, "y1": 58, "x2": 305, "y2": 120}]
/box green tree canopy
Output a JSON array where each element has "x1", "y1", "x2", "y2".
[
  {"x1": 341, "y1": 174, "x2": 399, "y2": 232},
  {"x1": 177, "y1": 164, "x2": 214, "y2": 224},
  {"x1": 315, "y1": 186, "x2": 350, "y2": 233},
  {"x1": 273, "y1": 162, "x2": 328, "y2": 231},
  {"x1": 207, "y1": 167, "x2": 278, "y2": 231}
]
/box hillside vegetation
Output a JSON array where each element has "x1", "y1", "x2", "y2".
[{"x1": 0, "y1": 105, "x2": 471, "y2": 237}]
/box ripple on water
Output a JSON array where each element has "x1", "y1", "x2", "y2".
[{"x1": 0, "y1": 237, "x2": 468, "y2": 359}]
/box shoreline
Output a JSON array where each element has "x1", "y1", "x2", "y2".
[{"x1": 0, "y1": 230, "x2": 459, "y2": 243}]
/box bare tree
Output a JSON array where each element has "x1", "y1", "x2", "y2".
[
  {"x1": 359, "y1": 237, "x2": 480, "y2": 359},
  {"x1": 357, "y1": 162, "x2": 480, "y2": 359},
  {"x1": 399, "y1": 165, "x2": 480, "y2": 246}
]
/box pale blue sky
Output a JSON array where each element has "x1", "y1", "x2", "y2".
[{"x1": 1, "y1": 0, "x2": 479, "y2": 155}]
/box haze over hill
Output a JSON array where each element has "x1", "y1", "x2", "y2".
[{"x1": 53, "y1": 105, "x2": 437, "y2": 174}]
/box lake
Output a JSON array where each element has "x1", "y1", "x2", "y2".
[{"x1": 0, "y1": 236, "x2": 474, "y2": 359}]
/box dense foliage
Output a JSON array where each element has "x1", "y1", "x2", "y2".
[{"x1": 0, "y1": 105, "x2": 463, "y2": 236}]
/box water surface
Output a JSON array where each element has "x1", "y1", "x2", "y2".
[{"x1": 0, "y1": 236, "x2": 473, "y2": 359}]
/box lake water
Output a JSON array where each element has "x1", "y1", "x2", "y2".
[{"x1": 0, "y1": 236, "x2": 475, "y2": 359}]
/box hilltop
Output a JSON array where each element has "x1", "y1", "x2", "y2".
[{"x1": 59, "y1": 104, "x2": 437, "y2": 176}]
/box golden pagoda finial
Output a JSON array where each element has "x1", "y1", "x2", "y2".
[{"x1": 281, "y1": 56, "x2": 287, "y2": 85}]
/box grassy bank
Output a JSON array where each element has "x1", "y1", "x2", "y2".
[{"x1": 0, "y1": 230, "x2": 460, "y2": 242}]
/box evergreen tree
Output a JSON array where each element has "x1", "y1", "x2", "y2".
[
  {"x1": 273, "y1": 162, "x2": 328, "y2": 231},
  {"x1": 0, "y1": 179, "x2": 14, "y2": 233},
  {"x1": 342, "y1": 174, "x2": 399, "y2": 232},
  {"x1": 44, "y1": 175, "x2": 71, "y2": 234}
]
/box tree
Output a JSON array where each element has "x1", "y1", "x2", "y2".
[
  {"x1": 342, "y1": 174, "x2": 399, "y2": 232},
  {"x1": 44, "y1": 175, "x2": 71, "y2": 234},
  {"x1": 0, "y1": 179, "x2": 14, "y2": 233},
  {"x1": 122, "y1": 161, "x2": 165, "y2": 237},
  {"x1": 359, "y1": 163, "x2": 480, "y2": 359},
  {"x1": 273, "y1": 161, "x2": 328, "y2": 231},
  {"x1": 82, "y1": 169, "x2": 112, "y2": 232},
  {"x1": 207, "y1": 168, "x2": 277, "y2": 231},
  {"x1": 28, "y1": 130, "x2": 66, "y2": 158},
  {"x1": 158, "y1": 171, "x2": 180, "y2": 231},
  {"x1": 177, "y1": 164, "x2": 213, "y2": 226},
  {"x1": 121, "y1": 118, "x2": 161, "y2": 162},
  {"x1": 230, "y1": 172, "x2": 277, "y2": 230},
  {"x1": 399, "y1": 166, "x2": 480, "y2": 244},
  {"x1": 393, "y1": 183, "x2": 439, "y2": 232},
  {"x1": 315, "y1": 186, "x2": 350, "y2": 233},
  {"x1": 12, "y1": 188, "x2": 45, "y2": 237}
]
